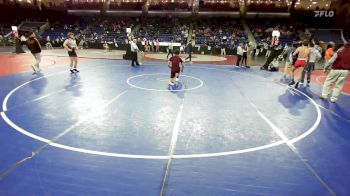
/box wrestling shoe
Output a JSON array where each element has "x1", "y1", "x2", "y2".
[
  {"x1": 330, "y1": 97, "x2": 337, "y2": 103},
  {"x1": 288, "y1": 80, "x2": 295, "y2": 86},
  {"x1": 294, "y1": 82, "x2": 299, "y2": 89}
]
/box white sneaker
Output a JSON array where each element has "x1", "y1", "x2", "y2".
[
  {"x1": 175, "y1": 78, "x2": 179, "y2": 82},
  {"x1": 330, "y1": 97, "x2": 337, "y2": 103},
  {"x1": 168, "y1": 82, "x2": 174, "y2": 86}
]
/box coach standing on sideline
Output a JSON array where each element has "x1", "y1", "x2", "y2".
[
  {"x1": 26, "y1": 31, "x2": 42, "y2": 73},
  {"x1": 321, "y1": 42, "x2": 350, "y2": 103},
  {"x1": 130, "y1": 38, "x2": 140, "y2": 67},
  {"x1": 185, "y1": 41, "x2": 193, "y2": 63}
]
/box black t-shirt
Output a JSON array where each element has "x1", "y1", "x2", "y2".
[
  {"x1": 187, "y1": 43, "x2": 193, "y2": 52},
  {"x1": 136, "y1": 41, "x2": 144, "y2": 52},
  {"x1": 27, "y1": 38, "x2": 41, "y2": 54}
]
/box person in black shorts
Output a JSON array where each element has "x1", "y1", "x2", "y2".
[
  {"x1": 63, "y1": 32, "x2": 79, "y2": 73},
  {"x1": 241, "y1": 42, "x2": 249, "y2": 68},
  {"x1": 168, "y1": 50, "x2": 183, "y2": 86},
  {"x1": 26, "y1": 31, "x2": 42, "y2": 73}
]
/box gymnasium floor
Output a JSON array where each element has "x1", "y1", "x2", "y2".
[{"x1": 0, "y1": 49, "x2": 350, "y2": 195}]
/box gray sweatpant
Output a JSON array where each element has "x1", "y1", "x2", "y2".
[
  {"x1": 322, "y1": 69, "x2": 349, "y2": 101},
  {"x1": 301, "y1": 62, "x2": 315, "y2": 83},
  {"x1": 32, "y1": 53, "x2": 41, "y2": 71}
]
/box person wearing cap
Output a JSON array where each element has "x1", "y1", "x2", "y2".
[
  {"x1": 63, "y1": 32, "x2": 79, "y2": 73},
  {"x1": 26, "y1": 31, "x2": 42, "y2": 73},
  {"x1": 321, "y1": 42, "x2": 350, "y2": 102}
]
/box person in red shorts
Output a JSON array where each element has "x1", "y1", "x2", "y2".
[
  {"x1": 168, "y1": 50, "x2": 183, "y2": 86},
  {"x1": 288, "y1": 40, "x2": 311, "y2": 88}
]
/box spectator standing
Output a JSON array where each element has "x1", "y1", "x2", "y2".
[
  {"x1": 156, "y1": 39, "x2": 160, "y2": 52},
  {"x1": 220, "y1": 41, "x2": 226, "y2": 56},
  {"x1": 236, "y1": 43, "x2": 243, "y2": 67},
  {"x1": 167, "y1": 41, "x2": 174, "y2": 59},
  {"x1": 150, "y1": 40, "x2": 155, "y2": 52}
]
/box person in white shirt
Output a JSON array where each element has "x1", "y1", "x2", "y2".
[
  {"x1": 271, "y1": 28, "x2": 280, "y2": 46},
  {"x1": 236, "y1": 43, "x2": 243, "y2": 67},
  {"x1": 180, "y1": 44, "x2": 184, "y2": 54},
  {"x1": 300, "y1": 42, "x2": 322, "y2": 85},
  {"x1": 167, "y1": 41, "x2": 174, "y2": 59},
  {"x1": 130, "y1": 38, "x2": 140, "y2": 66},
  {"x1": 63, "y1": 32, "x2": 79, "y2": 73},
  {"x1": 220, "y1": 42, "x2": 226, "y2": 56},
  {"x1": 103, "y1": 41, "x2": 109, "y2": 52},
  {"x1": 241, "y1": 43, "x2": 249, "y2": 67}
]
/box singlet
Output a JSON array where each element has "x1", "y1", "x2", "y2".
[{"x1": 169, "y1": 56, "x2": 183, "y2": 70}]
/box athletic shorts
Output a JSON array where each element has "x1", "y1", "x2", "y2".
[
  {"x1": 171, "y1": 68, "x2": 180, "y2": 78},
  {"x1": 294, "y1": 60, "x2": 307, "y2": 68},
  {"x1": 68, "y1": 50, "x2": 77, "y2": 57}
]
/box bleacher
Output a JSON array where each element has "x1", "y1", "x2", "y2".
[
  {"x1": 109, "y1": 2, "x2": 143, "y2": 10},
  {"x1": 194, "y1": 18, "x2": 247, "y2": 48},
  {"x1": 149, "y1": 2, "x2": 190, "y2": 11},
  {"x1": 247, "y1": 3, "x2": 288, "y2": 12},
  {"x1": 249, "y1": 19, "x2": 299, "y2": 46},
  {"x1": 66, "y1": 2, "x2": 103, "y2": 9},
  {"x1": 199, "y1": 2, "x2": 238, "y2": 11},
  {"x1": 18, "y1": 21, "x2": 47, "y2": 31},
  {"x1": 83, "y1": 18, "x2": 134, "y2": 44},
  {"x1": 41, "y1": 27, "x2": 80, "y2": 41},
  {"x1": 135, "y1": 17, "x2": 189, "y2": 43}
]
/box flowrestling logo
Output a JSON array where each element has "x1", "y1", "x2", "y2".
[{"x1": 314, "y1": 10, "x2": 335, "y2": 17}]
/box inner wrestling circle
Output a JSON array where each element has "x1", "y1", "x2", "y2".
[{"x1": 126, "y1": 73, "x2": 204, "y2": 91}]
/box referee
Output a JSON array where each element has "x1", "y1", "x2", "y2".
[{"x1": 130, "y1": 38, "x2": 140, "y2": 67}]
